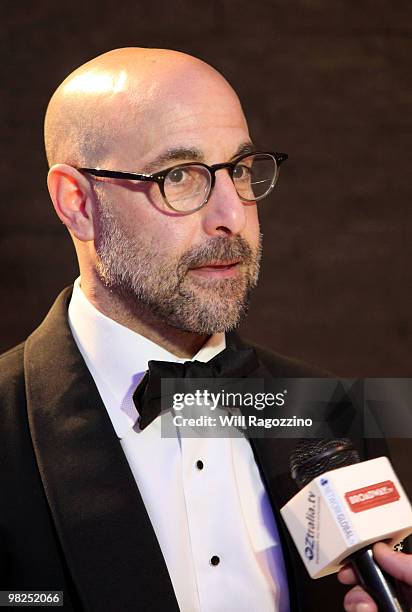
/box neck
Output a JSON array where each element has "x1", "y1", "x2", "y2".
[{"x1": 80, "y1": 277, "x2": 209, "y2": 359}]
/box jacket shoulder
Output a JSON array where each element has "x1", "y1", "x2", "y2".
[
  {"x1": 253, "y1": 343, "x2": 333, "y2": 378},
  {"x1": 0, "y1": 342, "x2": 25, "y2": 387},
  {"x1": 0, "y1": 343, "x2": 26, "y2": 431}
]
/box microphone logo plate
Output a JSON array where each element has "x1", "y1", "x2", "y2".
[{"x1": 345, "y1": 480, "x2": 400, "y2": 513}]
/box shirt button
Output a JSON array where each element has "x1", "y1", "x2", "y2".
[
  {"x1": 210, "y1": 555, "x2": 220, "y2": 566},
  {"x1": 196, "y1": 460, "x2": 204, "y2": 470}
]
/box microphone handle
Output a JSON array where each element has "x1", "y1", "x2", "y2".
[{"x1": 349, "y1": 547, "x2": 408, "y2": 612}]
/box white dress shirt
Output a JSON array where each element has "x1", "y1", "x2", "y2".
[{"x1": 68, "y1": 278, "x2": 289, "y2": 612}]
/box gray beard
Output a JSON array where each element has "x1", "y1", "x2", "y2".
[{"x1": 94, "y1": 204, "x2": 262, "y2": 335}]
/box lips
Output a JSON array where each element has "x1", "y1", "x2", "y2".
[
  {"x1": 188, "y1": 260, "x2": 241, "y2": 278},
  {"x1": 191, "y1": 259, "x2": 241, "y2": 268},
  {"x1": 189, "y1": 259, "x2": 240, "y2": 270}
]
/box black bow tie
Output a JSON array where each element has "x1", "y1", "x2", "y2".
[{"x1": 133, "y1": 345, "x2": 259, "y2": 430}]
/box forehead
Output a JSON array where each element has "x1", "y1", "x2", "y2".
[{"x1": 111, "y1": 67, "x2": 250, "y2": 168}]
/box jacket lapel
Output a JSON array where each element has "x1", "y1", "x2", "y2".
[{"x1": 24, "y1": 288, "x2": 179, "y2": 612}]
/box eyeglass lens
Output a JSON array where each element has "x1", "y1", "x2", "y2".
[
  {"x1": 164, "y1": 165, "x2": 212, "y2": 212},
  {"x1": 163, "y1": 153, "x2": 277, "y2": 212},
  {"x1": 232, "y1": 153, "x2": 277, "y2": 202}
]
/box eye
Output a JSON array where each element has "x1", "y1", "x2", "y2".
[
  {"x1": 165, "y1": 166, "x2": 200, "y2": 192},
  {"x1": 233, "y1": 164, "x2": 251, "y2": 181},
  {"x1": 168, "y1": 168, "x2": 186, "y2": 183}
]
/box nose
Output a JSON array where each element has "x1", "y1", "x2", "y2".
[{"x1": 201, "y1": 169, "x2": 249, "y2": 237}]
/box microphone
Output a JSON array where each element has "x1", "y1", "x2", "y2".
[{"x1": 280, "y1": 439, "x2": 412, "y2": 611}]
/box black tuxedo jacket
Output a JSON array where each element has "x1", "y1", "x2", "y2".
[{"x1": 0, "y1": 287, "x2": 403, "y2": 611}]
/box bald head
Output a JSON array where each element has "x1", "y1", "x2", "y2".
[
  {"x1": 44, "y1": 47, "x2": 245, "y2": 169},
  {"x1": 44, "y1": 47, "x2": 260, "y2": 351}
]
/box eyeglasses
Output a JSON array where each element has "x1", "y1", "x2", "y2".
[{"x1": 79, "y1": 151, "x2": 288, "y2": 214}]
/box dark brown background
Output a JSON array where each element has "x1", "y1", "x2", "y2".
[{"x1": 1, "y1": 1, "x2": 411, "y2": 376}]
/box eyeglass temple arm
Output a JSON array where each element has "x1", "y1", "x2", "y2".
[{"x1": 78, "y1": 168, "x2": 154, "y2": 181}]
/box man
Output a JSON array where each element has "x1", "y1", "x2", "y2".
[{"x1": 0, "y1": 47, "x2": 410, "y2": 611}]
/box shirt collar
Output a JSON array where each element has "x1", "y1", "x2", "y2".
[{"x1": 68, "y1": 278, "x2": 226, "y2": 438}]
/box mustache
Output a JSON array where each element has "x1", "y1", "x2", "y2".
[{"x1": 177, "y1": 235, "x2": 257, "y2": 274}]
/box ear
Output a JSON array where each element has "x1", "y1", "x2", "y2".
[{"x1": 47, "y1": 164, "x2": 96, "y2": 241}]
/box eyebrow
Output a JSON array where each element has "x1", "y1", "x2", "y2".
[
  {"x1": 231, "y1": 141, "x2": 256, "y2": 159},
  {"x1": 142, "y1": 140, "x2": 256, "y2": 174},
  {"x1": 142, "y1": 147, "x2": 204, "y2": 174}
]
